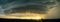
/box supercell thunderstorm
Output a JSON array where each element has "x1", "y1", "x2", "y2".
[{"x1": 0, "y1": 0, "x2": 60, "y2": 19}]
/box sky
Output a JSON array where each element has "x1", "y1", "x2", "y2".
[{"x1": 0, "y1": 0, "x2": 60, "y2": 19}]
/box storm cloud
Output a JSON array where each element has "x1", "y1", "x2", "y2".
[{"x1": 0, "y1": 0, "x2": 60, "y2": 19}]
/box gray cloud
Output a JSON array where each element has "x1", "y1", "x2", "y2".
[{"x1": 0, "y1": 0, "x2": 60, "y2": 19}]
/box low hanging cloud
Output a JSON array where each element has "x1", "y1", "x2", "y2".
[{"x1": 0, "y1": 0, "x2": 60, "y2": 19}]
